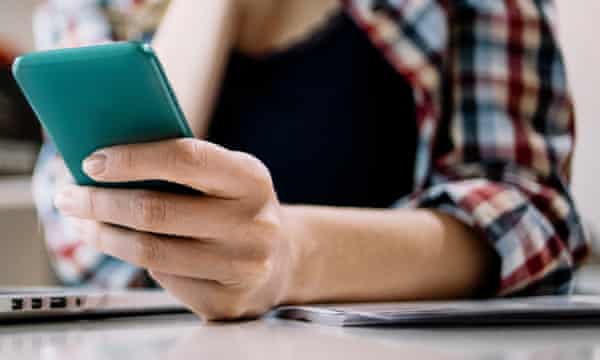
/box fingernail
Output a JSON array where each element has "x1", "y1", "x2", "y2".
[{"x1": 83, "y1": 152, "x2": 107, "y2": 177}]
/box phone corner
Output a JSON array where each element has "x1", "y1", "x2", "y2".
[
  {"x1": 132, "y1": 41, "x2": 157, "y2": 59},
  {"x1": 11, "y1": 54, "x2": 26, "y2": 82}
]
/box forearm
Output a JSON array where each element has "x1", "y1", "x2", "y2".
[
  {"x1": 152, "y1": 0, "x2": 239, "y2": 137},
  {"x1": 282, "y1": 206, "x2": 499, "y2": 304}
]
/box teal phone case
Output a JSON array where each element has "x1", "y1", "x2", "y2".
[{"x1": 12, "y1": 41, "x2": 195, "y2": 193}]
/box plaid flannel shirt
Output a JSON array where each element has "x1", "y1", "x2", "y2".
[{"x1": 33, "y1": 0, "x2": 589, "y2": 294}]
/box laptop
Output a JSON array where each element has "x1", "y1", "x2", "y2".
[{"x1": 0, "y1": 288, "x2": 189, "y2": 323}]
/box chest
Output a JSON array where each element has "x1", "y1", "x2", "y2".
[
  {"x1": 208, "y1": 12, "x2": 418, "y2": 207},
  {"x1": 92, "y1": 0, "x2": 341, "y2": 55},
  {"x1": 235, "y1": 0, "x2": 341, "y2": 55}
]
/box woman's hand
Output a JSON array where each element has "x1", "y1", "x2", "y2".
[
  {"x1": 54, "y1": 140, "x2": 496, "y2": 317},
  {"x1": 55, "y1": 139, "x2": 297, "y2": 320}
]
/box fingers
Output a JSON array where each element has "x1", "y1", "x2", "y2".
[
  {"x1": 82, "y1": 139, "x2": 273, "y2": 200},
  {"x1": 55, "y1": 184, "x2": 242, "y2": 238},
  {"x1": 76, "y1": 220, "x2": 261, "y2": 283},
  {"x1": 150, "y1": 271, "x2": 264, "y2": 321}
]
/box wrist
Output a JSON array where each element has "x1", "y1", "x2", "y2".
[{"x1": 278, "y1": 205, "x2": 320, "y2": 305}]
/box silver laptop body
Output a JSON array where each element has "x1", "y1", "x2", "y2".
[{"x1": 0, "y1": 288, "x2": 188, "y2": 322}]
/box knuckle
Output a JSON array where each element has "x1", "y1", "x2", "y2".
[
  {"x1": 186, "y1": 289, "x2": 249, "y2": 321},
  {"x1": 115, "y1": 148, "x2": 135, "y2": 171},
  {"x1": 255, "y1": 256, "x2": 275, "y2": 276},
  {"x1": 173, "y1": 139, "x2": 209, "y2": 171},
  {"x1": 251, "y1": 257, "x2": 275, "y2": 284},
  {"x1": 211, "y1": 299, "x2": 248, "y2": 320},
  {"x1": 230, "y1": 213, "x2": 280, "y2": 265},
  {"x1": 133, "y1": 233, "x2": 165, "y2": 266},
  {"x1": 249, "y1": 213, "x2": 281, "y2": 258},
  {"x1": 220, "y1": 259, "x2": 246, "y2": 287},
  {"x1": 131, "y1": 191, "x2": 168, "y2": 228},
  {"x1": 226, "y1": 258, "x2": 273, "y2": 288},
  {"x1": 86, "y1": 188, "x2": 102, "y2": 217},
  {"x1": 235, "y1": 152, "x2": 273, "y2": 197}
]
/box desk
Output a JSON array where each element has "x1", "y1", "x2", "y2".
[{"x1": 0, "y1": 315, "x2": 599, "y2": 360}]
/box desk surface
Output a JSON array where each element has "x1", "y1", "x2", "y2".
[{"x1": 1, "y1": 315, "x2": 599, "y2": 360}]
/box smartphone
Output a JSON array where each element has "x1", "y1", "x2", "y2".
[{"x1": 12, "y1": 41, "x2": 196, "y2": 193}]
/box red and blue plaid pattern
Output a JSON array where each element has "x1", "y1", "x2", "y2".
[{"x1": 33, "y1": 0, "x2": 589, "y2": 295}]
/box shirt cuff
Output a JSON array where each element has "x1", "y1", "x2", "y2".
[{"x1": 404, "y1": 178, "x2": 589, "y2": 296}]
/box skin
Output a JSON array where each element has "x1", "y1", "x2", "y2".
[
  {"x1": 152, "y1": 0, "x2": 340, "y2": 136},
  {"x1": 54, "y1": 0, "x2": 498, "y2": 320},
  {"x1": 56, "y1": 139, "x2": 496, "y2": 320}
]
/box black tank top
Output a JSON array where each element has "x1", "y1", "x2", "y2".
[{"x1": 208, "y1": 11, "x2": 417, "y2": 208}]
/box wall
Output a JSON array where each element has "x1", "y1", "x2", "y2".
[
  {"x1": 1, "y1": 0, "x2": 53, "y2": 286},
  {"x1": 0, "y1": 0, "x2": 39, "y2": 51},
  {"x1": 556, "y1": 2, "x2": 600, "y2": 237}
]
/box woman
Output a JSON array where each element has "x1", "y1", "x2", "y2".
[{"x1": 34, "y1": 0, "x2": 589, "y2": 320}]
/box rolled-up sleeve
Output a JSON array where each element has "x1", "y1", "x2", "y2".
[{"x1": 343, "y1": 0, "x2": 590, "y2": 295}]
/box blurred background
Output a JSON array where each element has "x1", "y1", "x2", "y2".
[
  {"x1": 0, "y1": 0, "x2": 51, "y2": 286},
  {"x1": 0, "y1": 1, "x2": 598, "y2": 288}
]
